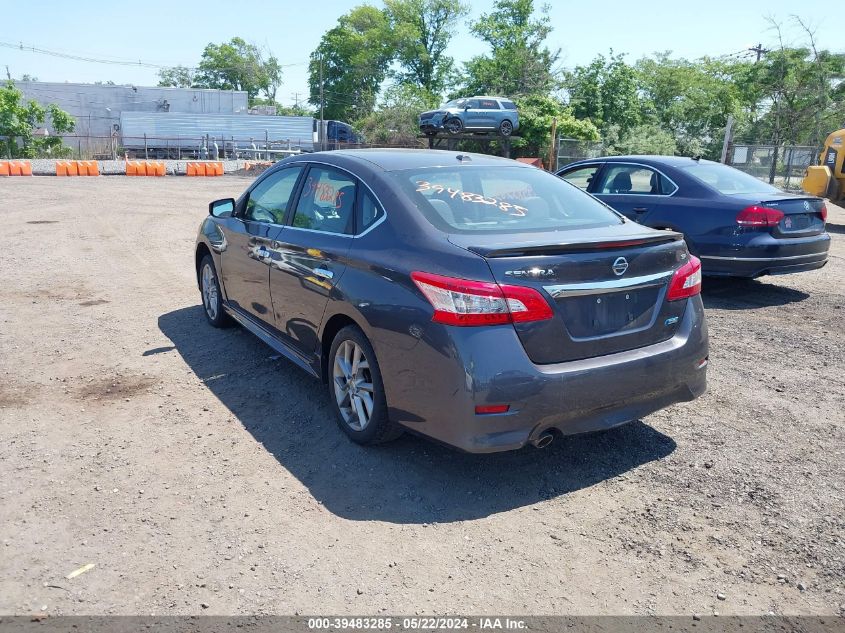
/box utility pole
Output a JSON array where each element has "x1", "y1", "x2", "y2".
[
  {"x1": 748, "y1": 43, "x2": 768, "y2": 62},
  {"x1": 547, "y1": 117, "x2": 558, "y2": 172},
  {"x1": 319, "y1": 53, "x2": 325, "y2": 151},
  {"x1": 5, "y1": 65, "x2": 10, "y2": 80}
]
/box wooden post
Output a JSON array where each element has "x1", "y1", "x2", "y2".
[
  {"x1": 548, "y1": 117, "x2": 558, "y2": 171},
  {"x1": 720, "y1": 115, "x2": 734, "y2": 164}
]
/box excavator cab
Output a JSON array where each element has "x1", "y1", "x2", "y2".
[{"x1": 803, "y1": 129, "x2": 845, "y2": 201}]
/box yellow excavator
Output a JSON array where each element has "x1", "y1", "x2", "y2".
[{"x1": 802, "y1": 128, "x2": 845, "y2": 202}]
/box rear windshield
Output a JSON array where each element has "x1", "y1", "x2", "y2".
[
  {"x1": 679, "y1": 162, "x2": 780, "y2": 195},
  {"x1": 393, "y1": 165, "x2": 623, "y2": 234}
]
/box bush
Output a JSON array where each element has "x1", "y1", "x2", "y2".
[{"x1": 0, "y1": 81, "x2": 75, "y2": 158}]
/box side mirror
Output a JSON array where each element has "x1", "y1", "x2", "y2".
[
  {"x1": 209, "y1": 198, "x2": 235, "y2": 218},
  {"x1": 464, "y1": 105, "x2": 471, "y2": 111}
]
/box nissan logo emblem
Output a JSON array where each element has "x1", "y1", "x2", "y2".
[{"x1": 612, "y1": 257, "x2": 629, "y2": 276}]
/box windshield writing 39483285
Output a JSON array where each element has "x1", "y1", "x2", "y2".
[{"x1": 415, "y1": 180, "x2": 529, "y2": 217}]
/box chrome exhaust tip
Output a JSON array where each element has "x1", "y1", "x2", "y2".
[{"x1": 532, "y1": 431, "x2": 555, "y2": 449}]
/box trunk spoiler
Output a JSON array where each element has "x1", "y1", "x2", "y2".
[{"x1": 464, "y1": 233, "x2": 683, "y2": 258}]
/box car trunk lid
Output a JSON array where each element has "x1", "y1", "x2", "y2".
[
  {"x1": 762, "y1": 196, "x2": 826, "y2": 237},
  {"x1": 731, "y1": 192, "x2": 827, "y2": 237},
  {"x1": 448, "y1": 227, "x2": 691, "y2": 364}
]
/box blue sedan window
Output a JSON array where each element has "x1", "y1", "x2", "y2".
[{"x1": 680, "y1": 161, "x2": 780, "y2": 195}]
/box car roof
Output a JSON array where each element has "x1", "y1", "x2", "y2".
[
  {"x1": 449, "y1": 95, "x2": 512, "y2": 101},
  {"x1": 296, "y1": 149, "x2": 528, "y2": 172},
  {"x1": 570, "y1": 155, "x2": 720, "y2": 168}
]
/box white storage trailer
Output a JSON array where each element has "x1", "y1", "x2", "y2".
[{"x1": 120, "y1": 112, "x2": 316, "y2": 157}]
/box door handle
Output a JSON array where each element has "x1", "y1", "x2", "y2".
[
  {"x1": 632, "y1": 207, "x2": 648, "y2": 213},
  {"x1": 314, "y1": 267, "x2": 334, "y2": 280}
]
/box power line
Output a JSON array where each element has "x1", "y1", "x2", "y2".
[{"x1": 0, "y1": 40, "x2": 309, "y2": 73}]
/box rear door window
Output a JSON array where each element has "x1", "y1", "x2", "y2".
[
  {"x1": 596, "y1": 164, "x2": 665, "y2": 195},
  {"x1": 479, "y1": 99, "x2": 500, "y2": 110},
  {"x1": 357, "y1": 190, "x2": 384, "y2": 233}
]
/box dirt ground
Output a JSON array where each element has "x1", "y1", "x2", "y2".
[{"x1": 0, "y1": 176, "x2": 843, "y2": 617}]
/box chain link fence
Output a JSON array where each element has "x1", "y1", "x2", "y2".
[
  {"x1": 557, "y1": 138, "x2": 606, "y2": 169},
  {"x1": 726, "y1": 144, "x2": 818, "y2": 192},
  {"x1": 557, "y1": 137, "x2": 820, "y2": 192}
]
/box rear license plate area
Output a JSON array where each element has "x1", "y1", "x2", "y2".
[{"x1": 559, "y1": 287, "x2": 660, "y2": 338}]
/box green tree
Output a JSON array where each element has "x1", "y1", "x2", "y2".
[
  {"x1": 157, "y1": 65, "x2": 194, "y2": 88},
  {"x1": 460, "y1": 0, "x2": 560, "y2": 97},
  {"x1": 355, "y1": 83, "x2": 438, "y2": 145},
  {"x1": 511, "y1": 94, "x2": 599, "y2": 159},
  {"x1": 734, "y1": 21, "x2": 845, "y2": 147},
  {"x1": 276, "y1": 103, "x2": 313, "y2": 117},
  {"x1": 0, "y1": 81, "x2": 75, "y2": 158},
  {"x1": 566, "y1": 51, "x2": 641, "y2": 134},
  {"x1": 194, "y1": 38, "x2": 282, "y2": 102},
  {"x1": 635, "y1": 54, "x2": 744, "y2": 158},
  {"x1": 308, "y1": 6, "x2": 395, "y2": 121},
  {"x1": 601, "y1": 123, "x2": 677, "y2": 156},
  {"x1": 384, "y1": 0, "x2": 469, "y2": 95}
]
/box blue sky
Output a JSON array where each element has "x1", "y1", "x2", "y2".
[{"x1": 0, "y1": 0, "x2": 837, "y2": 107}]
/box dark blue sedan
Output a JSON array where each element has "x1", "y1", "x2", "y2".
[
  {"x1": 556, "y1": 156, "x2": 830, "y2": 278},
  {"x1": 196, "y1": 150, "x2": 708, "y2": 452}
]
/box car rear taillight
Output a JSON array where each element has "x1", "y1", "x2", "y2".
[
  {"x1": 736, "y1": 205, "x2": 784, "y2": 227},
  {"x1": 411, "y1": 271, "x2": 553, "y2": 326},
  {"x1": 820, "y1": 204, "x2": 828, "y2": 222},
  {"x1": 667, "y1": 255, "x2": 702, "y2": 301}
]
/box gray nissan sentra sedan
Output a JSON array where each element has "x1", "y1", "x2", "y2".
[{"x1": 195, "y1": 149, "x2": 708, "y2": 453}]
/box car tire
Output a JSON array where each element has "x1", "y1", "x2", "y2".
[
  {"x1": 199, "y1": 254, "x2": 232, "y2": 328},
  {"x1": 445, "y1": 118, "x2": 463, "y2": 135},
  {"x1": 499, "y1": 120, "x2": 514, "y2": 137},
  {"x1": 328, "y1": 325, "x2": 403, "y2": 446}
]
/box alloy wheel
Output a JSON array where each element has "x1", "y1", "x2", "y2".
[
  {"x1": 332, "y1": 340, "x2": 375, "y2": 432},
  {"x1": 445, "y1": 118, "x2": 462, "y2": 135},
  {"x1": 500, "y1": 120, "x2": 513, "y2": 137},
  {"x1": 201, "y1": 263, "x2": 219, "y2": 321}
]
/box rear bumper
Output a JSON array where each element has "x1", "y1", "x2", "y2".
[
  {"x1": 700, "y1": 252, "x2": 828, "y2": 277},
  {"x1": 697, "y1": 232, "x2": 830, "y2": 278},
  {"x1": 381, "y1": 296, "x2": 708, "y2": 453}
]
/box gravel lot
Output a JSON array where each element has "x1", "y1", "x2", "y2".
[{"x1": 0, "y1": 176, "x2": 843, "y2": 616}]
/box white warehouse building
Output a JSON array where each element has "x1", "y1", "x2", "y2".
[{"x1": 15, "y1": 80, "x2": 249, "y2": 157}]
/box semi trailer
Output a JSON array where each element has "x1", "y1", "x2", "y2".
[{"x1": 118, "y1": 112, "x2": 359, "y2": 158}]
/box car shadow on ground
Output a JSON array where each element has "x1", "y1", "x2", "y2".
[
  {"x1": 824, "y1": 221, "x2": 845, "y2": 235},
  {"x1": 701, "y1": 277, "x2": 810, "y2": 310},
  {"x1": 159, "y1": 305, "x2": 676, "y2": 524}
]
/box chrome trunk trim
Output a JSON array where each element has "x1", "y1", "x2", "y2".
[{"x1": 543, "y1": 271, "x2": 673, "y2": 298}]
